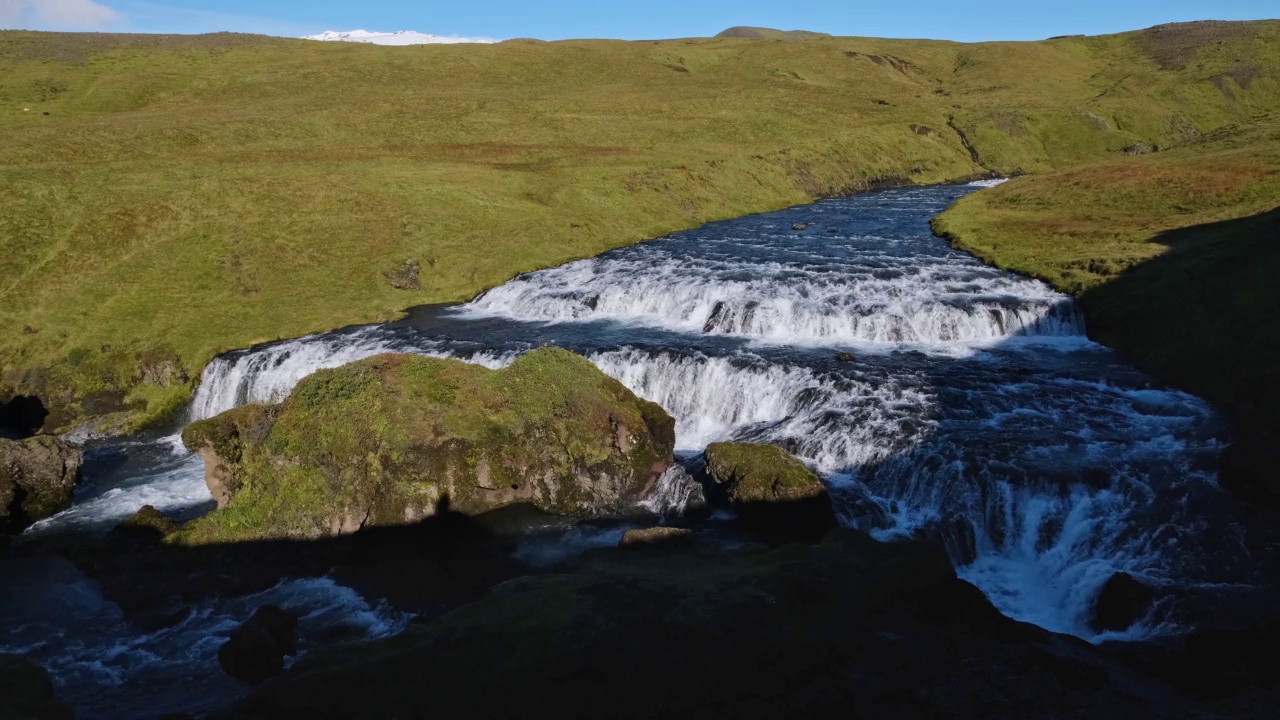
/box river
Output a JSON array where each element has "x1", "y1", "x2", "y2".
[{"x1": 4, "y1": 181, "x2": 1271, "y2": 718}]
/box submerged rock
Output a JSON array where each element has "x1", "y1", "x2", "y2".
[
  {"x1": 0, "y1": 436, "x2": 83, "y2": 535},
  {"x1": 620, "y1": 526, "x2": 692, "y2": 547},
  {"x1": 181, "y1": 349, "x2": 675, "y2": 543},
  {"x1": 702, "y1": 442, "x2": 835, "y2": 542},
  {"x1": 0, "y1": 653, "x2": 75, "y2": 719},
  {"x1": 219, "y1": 605, "x2": 298, "y2": 685},
  {"x1": 1091, "y1": 572, "x2": 1155, "y2": 633}
]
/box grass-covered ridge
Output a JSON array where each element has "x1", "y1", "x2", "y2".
[
  {"x1": 2, "y1": 21, "x2": 1279, "y2": 431},
  {"x1": 933, "y1": 118, "x2": 1280, "y2": 436}
]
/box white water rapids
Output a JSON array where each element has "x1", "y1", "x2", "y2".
[{"x1": 13, "y1": 182, "x2": 1262, "y2": 718}]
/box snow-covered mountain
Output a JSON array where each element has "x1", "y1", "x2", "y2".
[{"x1": 304, "y1": 30, "x2": 496, "y2": 46}]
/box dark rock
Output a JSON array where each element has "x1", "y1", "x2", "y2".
[
  {"x1": 218, "y1": 605, "x2": 298, "y2": 685},
  {"x1": 107, "y1": 505, "x2": 180, "y2": 549},
  {"x1": 1218, "y1": 435, "x2": 1280, "y2": 510},
  {"x1": 835, "y1": 351, "x2": 856, "y2": 363},
  {"x1": 1, "y1": 436, "x2": 83, "y2": 535},
  {"x1": 620, "y1": 526, "x2": 692, "y2": 547},
  {"x1": 0, "y1": 653, "x2": 76, "y2": 719},
  {"x1": 383, "y1": 259, "x2": 421, "y2": 290},
  {"x1": 1091, "y1": 572, "x2": 1155, "y2": 632},
  {"x1": 702, "y1": 441, "x2": 835, "y2": 542}
]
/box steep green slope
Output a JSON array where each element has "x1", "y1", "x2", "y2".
[
  {"x1": 2, "y1": 21, "x2": 1278, "y2": 431},
  {"x1": 934, "y1": 118, "x2": 1280, "y2": 436}
]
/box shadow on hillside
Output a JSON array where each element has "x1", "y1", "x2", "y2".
[
  {"x1": 0, "y1": 394, "x2": 47, "y2": 439},
  {"x1": 1079, "y1": 206, "x2": 1280, "y2": 439}
]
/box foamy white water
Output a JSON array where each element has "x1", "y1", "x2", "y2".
[{"x1": 465, "y1": 242, "x2": 1082, "y2": 345}]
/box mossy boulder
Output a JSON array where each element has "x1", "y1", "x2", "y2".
[
  {"x1": 180, "y1": 349, "x2": 675, "y2": 543},
  {"x1": 106, "y1": 505, "x2": 180, "y2": 550},
  {"x1": 702, "y1": 442, "x2": 835, "y2": 541},
  {"x1": 0, "y1": 653, "x2": 75, "y2": 719},
  {"x1": 0, "y1": 436, "x2": 83, "y2": 535}
]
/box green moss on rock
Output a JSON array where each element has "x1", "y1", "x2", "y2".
[
  {"x1": 178, "y1": 349, "x2": 675, "y2": 544},
  {"x1": 703, "y1": 442, "x2": 825, "y2": 503},
  {"x1": 702, "y1": 442, "x2": 835, "y2": 542}
]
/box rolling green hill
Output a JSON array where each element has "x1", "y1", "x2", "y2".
[{"x1": 2, "y1": 21, "x2": 1278, "y2": 432}]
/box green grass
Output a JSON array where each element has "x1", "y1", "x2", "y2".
[
  {"x1": 933, "y1": 118, "x2": 1280, "y2": 435},
  {"x1": 2, "y1": 21, "x2": 1279, "y2": 431}
]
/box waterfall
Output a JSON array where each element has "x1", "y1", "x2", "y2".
[
  {"x1": 640, "y1": 465, "x2": 705, "y2": 518},
  {"x1": 188, "y1": 329, "x2": 513, "y2": 420},
  {"x1": 463, "y1": 215, "x2": 1086, "y2": 345}
]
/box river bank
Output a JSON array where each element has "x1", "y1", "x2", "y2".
[{"x1": 932, "y1": 118, "x2": 1280, "y2": 441}]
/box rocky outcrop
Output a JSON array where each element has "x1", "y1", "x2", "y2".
[
  {"x1": 0, "y1": 653, "x2": 75, "y2": 719},
  {"x1": 180, "y1": 349, "x2": 675, "y2": 543},
  {"x1": 382, "y1": 259, "x2": 421, "y2": 290},
  {"x1": 702, "y1": 442, "x2": 835, "y2": 541},
  {"x1": 1090, "y1": 572, "x2": 1155, "y2": 632},
  {"x1": 219, "y1": 605, "x2": 298, "y2": 685},
  {"x1": 182, "y1": 404, "x2": 279, "y2": 509},
  {"x1": 1, "y1": 436, "x2": 83, "y2": 535}
]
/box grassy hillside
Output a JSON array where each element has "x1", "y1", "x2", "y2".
[
  {"x1": 933, "y1": 118, "x2": 1280, "y2": 436},
  {"x1": 2, "y1": 21, "x2": 1278, "y2": 432}
]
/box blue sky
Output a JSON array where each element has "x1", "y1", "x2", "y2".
[{"x1": 2, "y1": 0, "x2": 1276, "y2": 42}]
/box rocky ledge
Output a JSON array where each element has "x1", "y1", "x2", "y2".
[{"x1": 179, "y1": 348, "x2": 675, "y2": 543}]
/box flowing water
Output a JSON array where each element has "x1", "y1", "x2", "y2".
[{"x1": 5, "y1": 182, "x2": 1272, "y2": 718}]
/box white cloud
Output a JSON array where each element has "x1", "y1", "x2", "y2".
[
  {"x1": 305, "y1": 30, "x2": 497, "y2": 46},
  {"x1": 0, "y1": 0, "x2": 122, "y2": 30}
]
